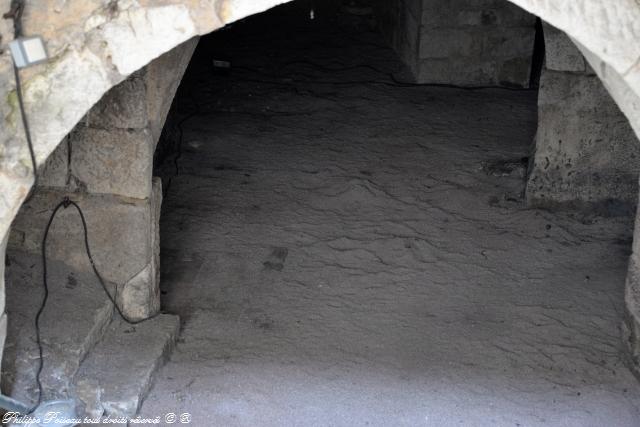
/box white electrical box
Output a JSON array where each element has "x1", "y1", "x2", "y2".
[{"x1": 9, "y1": 36, "x2": 48, "y2": 68}]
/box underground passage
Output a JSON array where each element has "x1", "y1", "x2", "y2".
[{"x1": 2, "y1": 0, "x2": 640, "y2": 425}]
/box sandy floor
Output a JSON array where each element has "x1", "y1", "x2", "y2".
[{"x1": 140, "y1": 4, "x2": 640, "y2": 426}]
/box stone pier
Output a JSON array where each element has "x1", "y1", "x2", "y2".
[{"x1": 8, "y1": 39, "x2": 198, "y2": 320}]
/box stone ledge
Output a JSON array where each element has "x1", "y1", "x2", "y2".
[{"x1": 73, "y1": 314, "x2": 180, "y2": 419}]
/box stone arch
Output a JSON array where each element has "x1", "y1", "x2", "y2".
[{"x1": 1, "y1": 0, "x2": 640, "y2": 373}]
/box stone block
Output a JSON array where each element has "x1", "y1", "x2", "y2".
[
  {"x1": 389, "y1": 0, "x2": 421, "y2": 75},
  {"x1": 623, "y1": 309, "x2": 640, "y2": 378},
  {"x1": 419, "y1": 27, "x2": 534, "y2": 63},
  {"x1": 0, "y1": 313, "x2": 6, "y2": 383},
  {"x1": 37, "y1": 136, "x2": 69, "y2": 188},
  {"x1": 497, "y1": 56, "x2": 533, "y2": 86},
  {"x1": 118, "y1": 262, "x2": 157, "y2": 321},
  {"x1": 543, "y1": 22, "x2": 585, "y2": 72},
  {"x1": 145, "y1": 38, "x2": 198, "y2": 144},
  {"x1": 417, "y1": 56, "x2": 530, "y2": 86},
  {"x1": 0, "y1": 232, "x2": 7, "y2": 315},
  {"x1": 419, "y1": 28, "x2": 479, "y2": 59},
  {"x1": 481, "y1": 27, "x2": 535, "y2": 58},
  {"x1": 69, "y1": 126, "x2": 154, "y2": 200},
  {"x1": 403, "y1": 0, "x2": 422, "y2": 22},
  {"x1": 2, "y1": 251, "x2": 113, "y2": 403},
  {"x1": 8, "y1": 190, "x2": 153, "y2": 288},
  {"x1": 414, "y1": 0, "x2": 534, "y2": 86},
  {"x1": 627, "y1": 256, "x2": 640, "y2": 320},
  {"x1": 624, "y1": 256, "x2": 640, "y2": 377},
  {"x1": 73, "y1": 314, "x2": 179, "y2": 418},
  {"x1": 117, "y1": 178, "x2": 162, "y2": 320},
  {"x1": 526, "y1": 69, "x2": 640, "y2": 211},
  {"x1": 373, "y1": 0, "x2": 421, "y2": 76},
  {"x1": 151, "y1": 177, "x2": 162, "y2": 290},
  {"x1": 87, "y1": 71, "x2": 148, "y2": 130},
  {"x1": 422, "y1": 0, "x2": 534, "y2": 28}
]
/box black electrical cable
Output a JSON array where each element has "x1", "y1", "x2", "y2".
[
  {"x1": 3, "y1": 0, "x2": 24, "y2": 39},
  {"x1": 6, "y1": 0, "x2": 46, "y2": 413},
  {"x1": 34, "y1": 197, "x2": 159, "y2": 411},
  {"x1": 13, "y1": 64, "x2": 39, "y2": 196},
  {"x1": 7, "y1": 0, "x2": 156, "y2": 410},
  {"x1": 6, "y1": 0, "x2": 38, "y2": 196},
  {"x1": 44, "y1": 198, "x2": 158, "y2": 326}
]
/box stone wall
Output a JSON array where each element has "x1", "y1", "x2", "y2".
[
  {"x1": 419, "y1": 0, "x2": 536, "y2": 86},
  {"x1": 373, "y1": 0, "x2": 421, "y2": 77},
  {"x1": 7, "y1": 38, "x2": 198, "y2": 321},
  {"x1": 525, "y1": 23, "x2": 640, "y2": 215},
  {"x1": 375, "y1": 0, "x2": 537, "y2": 86}
]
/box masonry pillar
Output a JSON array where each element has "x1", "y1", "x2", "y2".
[
  {"x1": 373, "y1": 0, "x2": 422, "y2": 77},
  {"x1": 625, "y1": 210, "x2": 640, "y2": 377},
  {"x1": 0, "y1": 232, "x2": 8, "y2": 370},
  {"x1": 525, "y1": 23, "x2": 640, "y2": 215},
  {"x1": 8, "y1": 38, "x2": 198, "y2": 321},
  {"x1": 374, "y1": 0, "x2": 536, "y2": 86}
]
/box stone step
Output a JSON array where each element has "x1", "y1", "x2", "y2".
[
  {"x1": 73, "y1": 314, "x2": 180, "y2": 419},
  {"x1": 3, "y1": 250, "x2": 180, "y2": 421},
  {"x1": 2, "y1": 250, "x2": 114, "y2": 405}
]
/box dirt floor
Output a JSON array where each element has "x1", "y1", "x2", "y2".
[{"x1": 140, "y1": 4, "x2": 640, "y2": 426}]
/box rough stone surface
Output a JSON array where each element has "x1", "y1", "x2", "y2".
[
  {"x1": 151, "y1": 177, "x2": 162, "y2": 300},
  {"x1": 141, "y1": 18, "x2": 640, "y2": 424},
  {"x1": 0, "y1": 232, "x2": 7, "y2": 316},
  {"x1": 7, "y1": 40, "x2": 195, "y2": 320},
  {"x1": 624, "y1": 311, "x2": 640, "y2": 378},
  {"x1": 0, "y1": 233, "x2": 7, "y2": 377},
  {"x1": 417, "y1": 55, "x2": 533, "y2": 87},
  {"x1": 625, "y1": 204, "x2": 640, "y2": 377},
  {"x1": 69, "y1": 126, "x2": 154, "y2": 200},
  {"x1": 1, "y1": 251, "x2": 113, "y2": 404},
  {"x1": 1, "y1": 0, "x2": 638, "y2": 247},
  {"x1": 418, "y1": 2, "x2": 535, "y2": 86},
  {"x1": 0, "y1": 0, "x2": 640, "y2": 411},
  {"x1": 510, "y1": 1, "x2": 640, "y2": 153},
  {"x1": 73, "y1": 314, "x2": 179, "y2": 418},
  {"x1": 543, "y1": 22, "x2": 586, "y2": 73},
  {"x1": 8, "y1": 191, "x2": 153, "y2": 288},
  {"x1": 373, "y1": 0, "x2": 421, "y2": 76},
  {"x1": 526, "y1": 57, "x2": 640, "y2": 214},
  {"x1": 625, "y1": 257, "x2": 640, "y2": 375},
  {"x1": 376, "y1": 0, "x2": 536, "y2": 86},
  {"x1": 117, "y1": 263, "x2": 156, "y2": 322},
  {"x1": 145, "y1": 38, "x2": 199, "y2": 145},
  {"x1": 0, "y1": 0, "x2": 289, "y2": 249},
  {"x1": 1, "y1": 249, "x2": 178, "y2": 418},
  {"x1": 87, "y1": 71, "x2": 149, "y2": 130},
  {"x1": 37, "y1": 136, "x2": 69, "y2": 188}
]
